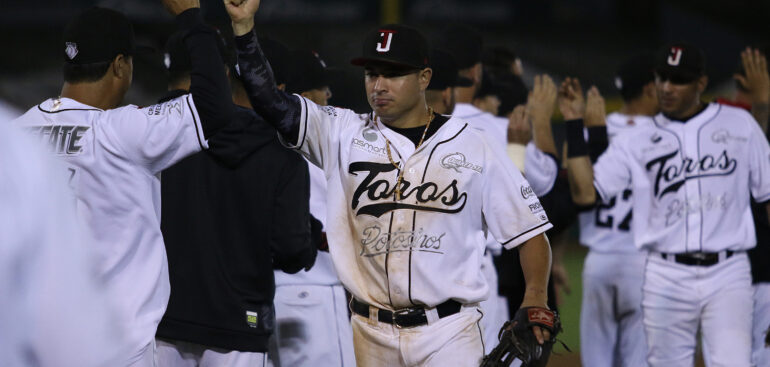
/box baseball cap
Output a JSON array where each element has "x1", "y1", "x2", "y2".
[
  {"x1": 615, "y1": 52, "x2": 655, "y2": 101},
  {"x1": 427, "y1": 49, "x2": 473, "y2": 90},
  {"x1": 63, "y1": 7, "x2": 151, "y2": 65},
  {"x1": 287, "y1": 50, "x2": 332, "y2": 93},
  {"x1": 164, "y1": 29, "x2": 231, "y2": 75},
  {"x1": 654, "y1": 43, "x2": 706, "y2": 84},
  {"x1": 350, "y1": 24, "x2": 429, "y2": 70},
  {"x1": 259, "y1": 37, "x2": 291, "y2": 85},
  {"x1": 436, "y1": 25, "x2": 483, "y2": 69}
]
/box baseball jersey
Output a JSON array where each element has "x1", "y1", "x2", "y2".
[
  {"x1": 579, "y1": 112, "x2": 653, "y2": 253},
  {"x1": 282, "y1": 96, "x2": 552, "y2": 309},
  {"x1": 524, "y1": 141, "x2": 559, "y2": 197},
  {"x1": 274, "y1": 161, "x2": 341, "y2": 286},
  {"x1": 453, "y1": 102, "x2": 509, "y2": 149},
  {"x1": 12, "y1": 96, "x2": 207, "y2": 359},
  {"x1": 0, "y1": 122, "x2": 123, "y2": 367},
  {"x1": 593, "y1": 103, "x2": 770, "y2": 253}
]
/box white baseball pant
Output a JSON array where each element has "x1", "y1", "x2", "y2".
[
  {"x1": 479, "y1": 251, "x2": 509, "y2": 354},
  {"x1": 753, "y1": 283, "x2": 770, "y2": 367},
  {"x1": 267, "y1": 284, "x2": 356, "y2": 367},
  {"x1": 155, "y1": 339, "x2": 266, "y2": 367},
  {"x1": 351, "y1": 305, "x2": 484, "y2": 367},
  {"x1": 580, "y1": 250, "x2": 648, "y2": 367},
  {"x1": 642, "y1": 252, "x2": 753, "y2": 367}
]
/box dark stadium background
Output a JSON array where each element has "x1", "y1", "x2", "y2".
[{"x1": 1, "y1": 1, "x2": 767, "y2": 365}]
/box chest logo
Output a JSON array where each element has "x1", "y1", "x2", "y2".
[
  {"x1": 440, "y1": 152, "x2": 482, "y2": 173},
  {"x1": 711, "y1": 129, "x2": 747, "y2": 145},
  {"x1": 645, "y1": 149, "x2": 737, "y2": 198},
  {"x1": 349, "y1": 161, "x2": 467, "y2": 217}
]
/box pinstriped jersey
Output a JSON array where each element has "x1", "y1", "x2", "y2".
[
  {"x1": 593, "y1": 104, "x2": 770, "y2": 253},
  {"x1": 282, "y1": 96, "x2": 551, "y2": 310}
]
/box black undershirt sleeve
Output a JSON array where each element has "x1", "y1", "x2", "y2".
[
  {"x1": 176, "y1": 8, "x2": 234, "y2": 139},
  {"x1": 234, "y1": 29, "x2": 302, "y2": 144}
]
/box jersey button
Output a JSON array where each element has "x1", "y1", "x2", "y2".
[
  {"x1": 394, "y1": 287, "x2": 402, "y2": 295},
  {"x1": 409, "y1": 168, "x2": 415, "y2": 174}
]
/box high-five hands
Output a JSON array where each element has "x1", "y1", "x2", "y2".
[{"x1": 223, "y1": 0, "x2": 262, "y2": 36}]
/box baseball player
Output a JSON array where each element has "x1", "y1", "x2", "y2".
[
  {"x1": 565, "y1": 43, "x2": 770, "y2": 366},
  {"x1": 11, "y1": 2, "x2": 234, "y2": 365},
  {"x1": 223, "y1": 1, "x2": 554, "y2": 365},
  {"x1": 573, "y1": 54, "x2": 658, "y2": 367},
  {"x1": 0, "y1": 121, "x2": 124, "y2": 367},
  {"x1": 269, "y1": 49, "x2": 356, "y2": 367}
]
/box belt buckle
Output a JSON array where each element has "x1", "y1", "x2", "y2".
[
  {"x1": 392, "y1": 308, "x2": 417, "y2": 329},
  {"x1": 689, "y1": 252, "x2": 709, "y2": 260}
]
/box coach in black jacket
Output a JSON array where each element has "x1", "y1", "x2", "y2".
[{"x1": 155, "y1": 31, "x2": 317, "y2": 365}]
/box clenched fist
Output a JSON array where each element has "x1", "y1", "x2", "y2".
[{"x1": 224, "y1": 0, "x2": 261, "y2": 36}]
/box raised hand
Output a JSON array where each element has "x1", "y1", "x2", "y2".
[
  {"x1": 558, "y1": 77, "x2": 584, "y2": 121},
  {"x1": 735, "y1": 47, "x2": 770, "y2": 105},
  {"x1": 223, "y1": 0, "x2": 261, "y2": 36},
  {"x1": 161, "y1": 0, "x2": 200, "y2": 15},
  {"x1": 507, "y1": 104, "x2": 532, "y2": 145},
  {"x1": 584, "y1": 86, "x2": 606, "y2": 127},
  {"x1": 527, "y1": 74, "x2": 558, "y2": 127}
]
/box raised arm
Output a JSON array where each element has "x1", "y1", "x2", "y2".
[
  {"x1": 559, "y1": 78, "x2": 596, "y2": 206},
  {"x1": 735, "y1": 48, "x2": 769, "y2": 131},
  {"x1": 224, "y1": 0, "x2": 302, "y2": 143},
  {"x1": 528, "y1": 74, "x2": 558, "y2": 157},
  {"x1": 163, "y1": 0, "x2": 234, "y2": 138}
]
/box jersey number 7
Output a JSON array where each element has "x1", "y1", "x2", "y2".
[{"x1": 595, "y1": 189, "x2": 632, "y2": 232}]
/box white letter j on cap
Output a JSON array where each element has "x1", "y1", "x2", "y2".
[
  {"x1": 667, "y1": 47, "x2": 683, "y2": 66},
  {"x1": 376, "y1": 31, "x2": 394, "y2": 53}
]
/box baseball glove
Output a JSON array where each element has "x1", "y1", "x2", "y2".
[{"x1": 480, "y1": 307, "x2": 565, "y2": 367}]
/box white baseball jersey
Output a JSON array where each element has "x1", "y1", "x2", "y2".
[
  {"x1": 0, "y1": 122, "x2": 123, "y2": 367},
  {"x1": 524, "y1": 141, "x2": 559, "y2": 197},
  {"x1": 12, "y1": 96, "x2": 207, "y2": 360},
  {"x1": 579, "y1": 112, "x2": 653, "y2": 253},
  {"x1": 274, "y1": 161, "x2": 340, "y2": 286},
  {"x1": 593, "y1": 103, "x2": 770, "y2": 253},
  {"x1": 453, "y1": 102, "x2": 509, "y2": 150},
  {"x1": 282, "y1": 96, "x2": 552, "y2": 309}
]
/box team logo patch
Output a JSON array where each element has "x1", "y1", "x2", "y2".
[
  {"x1": 362, "y1": 127, "x2": 378, "y2": 142},
  {"x1": 527, "y1": 308, "x2": 555, "y2": 328},
  {"x1": 521, "y1": 185, "x2": 535, "y2": 199},
  {"x1": 65, "y1": 42, "x2": 78, "y2": 60},
  {"x1": 651, "y1": 133, "x2": 662, "y2": 144},
  {"x1": 246, "y1": 311, "x2": 258, "y2": 328},
  {"x1": 440, "y1": 152, "x2": 482, "y2": 173},
  {"x1": 711, "y1": 129, "x2": 746, "y2": 145},
  {"x1": 528, "y1": 202, "x2": 544, "y2": 214},
  {"x1": 645, "y1": 149, "x2": 737, "y2": 198},
  {"x1": 376, "y1": 30, "x2": 396, "y2": 53},
  {"x1": 667, "y1": 47, "x2": 683, "y2": 66}
]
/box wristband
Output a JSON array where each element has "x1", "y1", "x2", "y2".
[{"x1": 565, "y1": 119, "x2": 588, "y2": 158}]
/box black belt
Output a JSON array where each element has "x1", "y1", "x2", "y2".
[
  {"x1": 660, "y1": 250, "x2": 735, "y2": 266},
  {"x1": 350, "y1": 298, "x2": 462, "y2": 328}
]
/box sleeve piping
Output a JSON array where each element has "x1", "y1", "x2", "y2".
[
  {"x1": 501, "y1": 221, "x2": 552, "y2": 248},
  {"x1": 185, "y1": 94, "x2": 208, "y2": 150}
]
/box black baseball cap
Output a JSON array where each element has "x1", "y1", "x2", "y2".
[
  {"x1": 427, "y1": 49, "x2": 473, "y2": 90},
  {"x1": 287, "y1": 50, "x2": 332, "y2": 93},
  {"x1": 654, "y1": 43, "x2": 706, "y2": 84},
  {"x1": 259, "y1": 37, "x2": 291, "y2": 85},
  {"x1": 615, "y1": 52, "x2": 655, "y2": 101},
  {"x1": 164, "y1": 29, "x2": 231, "y2": 75},
  {"x1": 63, "y1": 7, "x2": 151, "y2": 64},
  {"x1": 350, "y1": 24, "x2": 429, "y2": 70},
  {"x1": 436, "y1": 25, "x2": 483, "y2": 69}
]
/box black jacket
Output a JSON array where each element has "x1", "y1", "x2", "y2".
[{"x1": 157, "y1": 91, "x2": 316, "y2": 352}]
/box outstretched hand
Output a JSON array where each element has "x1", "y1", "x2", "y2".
[
  {"x1": 527, "y1": 74, "x2": 558, "y2": 127},
  {"x1": 508, "y1": 105, "x2": 532, "y2": 145},
  {"x1": 558, "y1": 77, "x2": 584, "y2": 121},
  {"x1": 224, "y1": 0, "x2": 261, "y2": 36},
  {"x1": 161, "y1": 0, "x2": 200, "y2": 16},
  {"x1": 584, "y1": 86, "x2": 606, "y2": 127},
  {"x1": 735, "y1": 47, "x2": 770, "y2": 105}
]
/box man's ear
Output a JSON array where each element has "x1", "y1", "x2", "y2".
[
  {"x1": 112, "y1": 54, "x2": 129, "y2": 79},
  {"x1": 419, "y1": 68, "x2": 433, "y2": 91},
  {"x1": 696, "y1": 75, "x2": 709, "y2": 94},
  {"x1": 277, "y1": 83, "x2": 286, "y2": 92}
]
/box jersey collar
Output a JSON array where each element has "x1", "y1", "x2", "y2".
[
  {"x1": 653, "y1": 103, "x2": 720, "y2": 129},
  {"x1": 38, "y1": 97, "x2": 103, "y2": 113}
]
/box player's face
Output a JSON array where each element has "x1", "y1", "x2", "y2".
[
  {"x1": 655, "y1": 73, "x2": 707, "y2": 119},
  {"x1": 364, "y1": 64, "x2": 424, "y2": 119},
  {"x1": 302, "y1": 86, "x2": 332, "y2": 106}
]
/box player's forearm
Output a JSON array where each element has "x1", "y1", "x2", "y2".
[
  {"x1": 233, "y1": 28, "x2": 301, "y2": 143},
  {"x1": 518, "y1": 234, "x2": 552, "y2": 308},
  {"x1": 752, "y1": 103, "x2": 769, "y2": 133},
  {"x1": 565, "y1": 119, "x2": 597, "y2": 205},
  {"x1": 177, "y1": 8, "x2": 234, "y2": 139},
  {"x1": 531, "y1": 117, "x2": 558, "y2": 157}
]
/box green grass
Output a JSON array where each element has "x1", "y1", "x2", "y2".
[{"x1": 557, "y1": 243, "x2": 588, "y2": 353}]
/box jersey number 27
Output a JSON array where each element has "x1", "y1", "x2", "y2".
[{"x1": 595, "y1": 189, "x2": 632, "y2": 232}]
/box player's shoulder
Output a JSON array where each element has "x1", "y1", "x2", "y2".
[{"x1": 713, "y1": 102, "x2": 756, "y2": 124}]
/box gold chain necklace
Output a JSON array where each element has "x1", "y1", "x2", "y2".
[{"x1": 375, "y1": 107, "x2": 434, "y2": 201}]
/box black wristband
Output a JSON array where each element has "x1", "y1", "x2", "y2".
[
  {"x1": 565, "y1": 119, "x2": 588, "y2": 158},
  {"x1": 587, "y1": 126, "x2": 608, "y2": 163}
]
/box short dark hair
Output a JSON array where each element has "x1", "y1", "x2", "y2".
[{"x1": 62, "y1": 60, "x2": 112, "y2": 83}]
